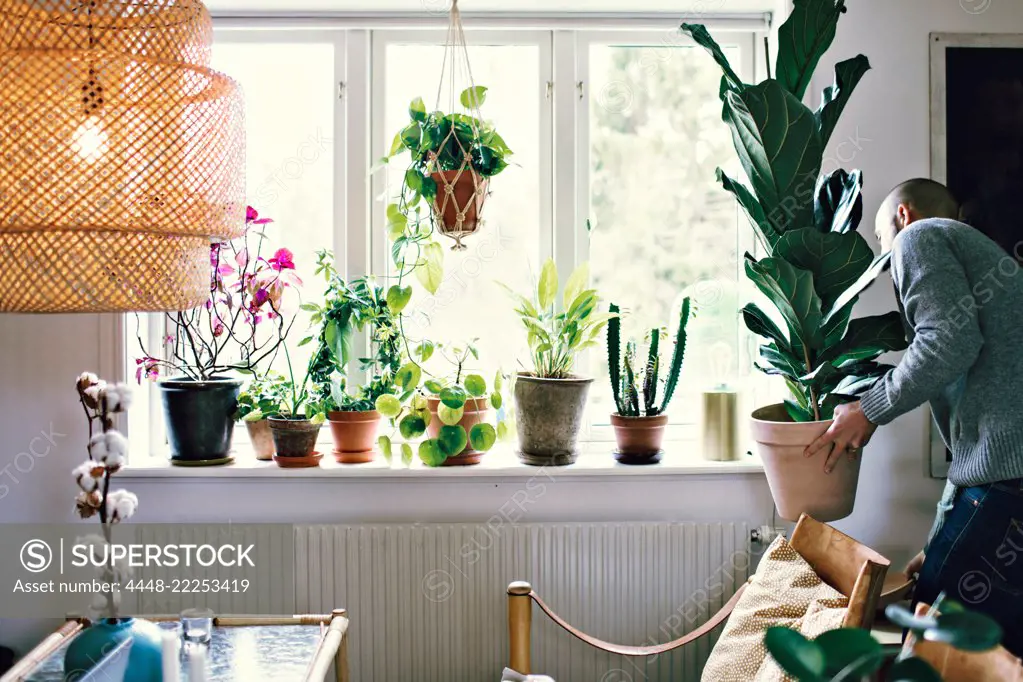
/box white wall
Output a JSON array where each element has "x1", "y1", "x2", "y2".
[{"x1": 4, "y1": 0, "x2": 1023, "y2": 661}]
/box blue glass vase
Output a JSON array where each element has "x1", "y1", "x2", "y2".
[{"x1": 64, "y1": 617, "x2": 164, "y2": 681}]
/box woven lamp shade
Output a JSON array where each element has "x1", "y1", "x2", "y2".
[{"x1": 0, "y1": 0, "x2": 245, "y2": 313}]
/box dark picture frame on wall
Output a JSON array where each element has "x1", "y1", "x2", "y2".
[{"x1": 930, "y1": 32, "x2": 1023, "y2": 478}]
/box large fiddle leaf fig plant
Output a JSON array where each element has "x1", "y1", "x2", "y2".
[{"x1": 682, "y1": 0, "x2": 907, "y2": 422}]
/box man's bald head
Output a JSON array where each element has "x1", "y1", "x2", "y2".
[{"x1": 874, "y1": 179, "x2": 960, "y2": 252}]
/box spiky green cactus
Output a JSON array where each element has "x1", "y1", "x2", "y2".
[{"x1": 606, "y1": 297, "x2": 691, "y2": 417}]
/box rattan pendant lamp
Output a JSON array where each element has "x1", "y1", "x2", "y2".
[{"x1": 0, "y1": 0, "x2": 245, "y2": 313}]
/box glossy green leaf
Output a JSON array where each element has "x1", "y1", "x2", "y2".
[
  {"x1": 774, "y1": 229, "x2": 874, "y2": 312},
  {"x1": 816, "y1": 55, "x2": 871, "y2": 147},
  {"x1": 401, "y1": 443, "x2": 414, "y2": 466},
  {"x1": 409, "y1": 96, "x2": 427, "y2": 122},
  {"x1": 437, "y1": 425, "x2": 468, "y2": 456},
  {"x1": 927, "y1": 612, "x2": 1004, "y2": 652},
  {"x1": 744, "y1": 256, "x2": 822, "y2": 355},
  {"x1": 815, "y1": 169, "x2": 863, "y2": 235},
  {"x1": 388, "y1": 132, "x2": 405, "y2": 157},
  {"x1": 814, "y1": 627, "x2": 884, "y2": 678},
  {"x1": 821, "y1": 312, "x2": 906, "y2": 364},
  {"x1": 438, "y1": 403, "x2": 464, "y2": 426},
  {"x1": 784, "y1": 399, "x2": 814, "y2": 422},
  {"x1": 775, "y1": 0, "x2": 846, "y2": 100},
  {"x1": 718, "y1": 168, "x2": 778, "y2": 252},
  {"x1": 742, "y1": 303, "x2": 791, "y2": 353},
  {"x1": 723, "y1": 81, "x2": 822, "y2": 237},
  {"x1": 375, "y1": 394, "x2": 402, "y2": 418},
  {"x1": 823, "y1": 252, "x2": 893, "y2": 327},
  {"x1": 400, "y1": 414, "x2": 427, "y2": 440},
  {"x1": 379, "y1": 436, "x2": 393, "y2": 463},
  {"x1": 497, "y1": 421, "x2": 510, "y2": 441},
  {"x1": 386, "y1": 285, "x2": 413, "y2": 315},
  {"x1": 469, "y1": 423, "x2": 497, "y2": 451},
  {"x1": 424, "y1": 379, "x2": 445, "y2": 395},
  {"x1": 415, "y1": 241, "x2": 445, "y2": 295},
  {"x1": 419, "y1": 439, "x2": 446, "y2": 467},
  {"x1": 395, "y1": 363, "x2": 422, "y2": 391},
  {"x1": 401, "y1": 123, "x2": 422, "y2": 151},
  {"x1": 417, "y1": 340, "x2": 435, "y2": 363},
  {"x1": 490, "y1": 392, "x2": 503, "y2": 410},
  {"x1": 439, "y1": 386, "x2": 467, "y2": 409},
  {"x1": 464, "y1": 374, "x2": 487, "y2": 397},
  {"x1": 680, "y1": 23, "x2": 745, "y2": 94},
  {"x1": 563, "y1": 262, "x2": 590, "y2": 310},
  {"x1": 763, "y1": 627, "x2": 825, "y2": 680},
  {"x1": 459, "y1": 85, "x2": 488, "y2": 109},
  {"x1": 888, "y1": 657, "x2": 942, "y2": 682},
  {"x1": 538, "y1": 259, "x2": 558, "y2": 310}
]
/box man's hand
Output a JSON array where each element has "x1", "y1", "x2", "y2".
[
  {"x1": 905, "y1": 550, "x2": 925, "y2": 578},
  {"x1": 804, "y1": 401, "x2": 879, "y2": 473}
]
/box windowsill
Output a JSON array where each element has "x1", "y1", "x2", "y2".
[{"x1": 121, "y1": 442, "x2": 764, "y2": 481}]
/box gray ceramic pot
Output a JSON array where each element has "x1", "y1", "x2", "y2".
[
  {"x1": 159, "y1": 377, "x2": 242, "y2": 465},
  {"x1": 513, "y1": 373, "x2": 593, "y2": 466}
]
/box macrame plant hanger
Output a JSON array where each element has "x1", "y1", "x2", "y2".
[{"x1": 430, "y1": 0, "x2": 488, "y2": 251}]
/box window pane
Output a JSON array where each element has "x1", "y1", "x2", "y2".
[
  {"x1": 587, "y1": 42, "x2": 744, "y2": 427},
  {"x1": 382, "y1": 41, "x2": 542, "y2": 380},
  {"x1": 210, "y1": 39, "x2": 335, "y2": 374}
]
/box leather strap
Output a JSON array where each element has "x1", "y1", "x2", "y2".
[{"x1": 526, "y1": 581, "x2": 749, "y2": 657}]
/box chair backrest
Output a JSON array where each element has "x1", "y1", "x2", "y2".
[
  {"x1": 789, "y1": 514, "x2": 890, "y2": 628},
  {"x1": 907, "y1": 603, "x2": 1023, "y2": 681}
]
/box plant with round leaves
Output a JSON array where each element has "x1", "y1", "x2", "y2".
[
  {"x1": 682, "y1": 2, "x2": 909, "y2": 421},
  {"x1": 763, "y1": 593, "x2": 1004, "y2": 681},
  {"x1": 298, "y1": 250, "x2": 402, "y2": 415},
  {"x1": 376, "y1": 338, "x2": 512, "y2": 467},
  {"x1": 608, "y1": 298, "x2": 691, "y2": 418},
  {"x1": 383, "y1": 86, "x2": 513, "y2": 296},
  {"x1": 234, "y1": 371, "x2": 288, "y2": 422},
  {"x1": 500, "y1": 259, "x2": 615, "y2": 380}
]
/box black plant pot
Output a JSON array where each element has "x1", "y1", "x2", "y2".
[{"x1": 159, "y1": 377, "x2": 243, "y2": 465}]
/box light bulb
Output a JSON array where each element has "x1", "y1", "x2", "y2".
[{"x1": 71, "y1": 116, "x2": 109, "y2": 163}]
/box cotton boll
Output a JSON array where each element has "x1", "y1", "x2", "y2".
[
  {"x1": 72, "y1": 461, "x2": 104, "y2": 493},
  {"x1": 77, "y1": 372, "x2": 100, "y2": 393},
  {"x1": 89, "y1": 431, "x2": 129, "y2": 465},
  {"x1": 100, "y1": 383, "x2": 134, "y2": 413},
  {"x1": 106, "y1": 489, "x2": 139, "y2": 523},
  {"x1": 82, "y1": 382, "x2": 107, "y2": 409}
]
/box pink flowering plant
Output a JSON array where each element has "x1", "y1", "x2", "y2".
[
  {"x1": 135, "y1": 207, "x2": 302, "y2": 383},
  {"x1": 73, "y1": 372, "x2": 138, "y2": 618}
]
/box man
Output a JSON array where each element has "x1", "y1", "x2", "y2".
[{"x1": 805, "y1": 178, "x2": 1023, "y2": 654}]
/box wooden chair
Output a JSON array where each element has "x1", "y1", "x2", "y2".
[
  {"x1": 906, "y1": 603, "x2": 1023, "y2": 681},
  {"x1": 507, "y1": 514, "x2": 891, "y2": 675}
]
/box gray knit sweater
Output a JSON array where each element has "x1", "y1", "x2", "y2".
[{"x1": 860, "y1": 218, "x2": 1023, "y2": 487}]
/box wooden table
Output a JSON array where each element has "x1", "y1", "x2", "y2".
[{"x1": 1, "y1": 612, "x2": 349, "y2": 682}]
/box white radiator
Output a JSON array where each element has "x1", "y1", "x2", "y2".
[{"x1": 294, "y1": 522, "x2": 754, "y2": 682}]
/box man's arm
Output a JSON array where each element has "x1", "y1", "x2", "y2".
[{"x1": 859, "y1": 225, "x2": 984, "y2": 425}]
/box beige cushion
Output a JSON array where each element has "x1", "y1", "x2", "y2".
[{"x1": 700, "y1": 536, "x2": 848, "y2": 682}]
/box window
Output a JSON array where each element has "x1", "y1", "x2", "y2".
[{"x1": 126, "y1": 17, "x2": 764, "y2": 458}]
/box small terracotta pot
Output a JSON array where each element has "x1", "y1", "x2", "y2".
[
  {"x1": 430, "y1": 169, "x2": 488, "y2": 247},
  {"x1": 268, "y1": 416, "x2": 321, "y2": 468},
  {"x1": 751, "y1": 404, "x2": 863, "y2": 522},
  {"x1": 327, "y1": 410, "x2": 382, "y2": 464},
  {"x1": 245, "y1": 419, "x2": 275, "y2": 461},
  {"x1": 426, "y1": 397, "x2": 489, "y2": 466},
  {"x1": 611, "y1": 413, "x2": 669, "y2": 463}
]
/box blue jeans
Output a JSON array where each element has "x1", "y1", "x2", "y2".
[{"x1": 915, "y1": 478, "x2": 1023, "y2": 657}]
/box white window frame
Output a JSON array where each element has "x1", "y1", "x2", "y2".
[{"x1": 126, "y1": 14, "x2": 770, "y2": 460}]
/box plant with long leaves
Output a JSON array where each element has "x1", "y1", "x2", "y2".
[
  {"x1": 608, "y1": 299, "x2": 691, "y2": 417},
  {"x1": 299, "y1": 250, "x2": 402, "y2": 414},
  {"x1": 501, "y1": 260, "x2": 614, "y2": 380},
  {"x1": 682, "y1": 1, "x2": 908, "y2": 421},
  {"x1": 764, "y1": 593, "x2": 1004, "y2": 681},
  {"x1": 375, "y1": 339, "x2": 511, "y2": 467}
]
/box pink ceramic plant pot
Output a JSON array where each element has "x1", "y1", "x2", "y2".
[{"x1": 751, "y1": 403, "x2": 863, "y2": 522}]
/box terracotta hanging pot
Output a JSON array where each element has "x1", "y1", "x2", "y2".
[
  {"x1": 327, "y1": 410, "x2": 382, "y2": 464},
  {"x1": 426, "y1": 397, "x2": 489, "y2": 466},
  {"x1": 751, "y1": 404, "x2": 862, "y2": 522},
  {"x1": 430, "y1": 169, "x2": 488, "y2": 250}
]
